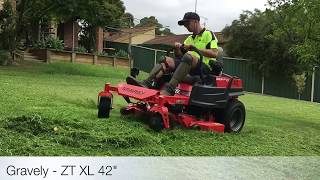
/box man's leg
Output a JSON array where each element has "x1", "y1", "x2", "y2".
[
  {"x1": 161, "y1": 53, "x2": 198, "y2": 95},
  {"x1": 127, "y1": 56, "x2": 176, "y2": 88}
]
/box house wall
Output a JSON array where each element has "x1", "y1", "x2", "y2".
[
  {"x1": 96, "y1": 27, "x2": 104, "y2": 52},
  {"x1": 131, "y1": 29, "x2": 155, "y2": 44},
  {"x1": 110, "y1": 29, "x2": 155, "y2": 45},
  {"x1": 63, "y1": 21, "x2": 80, "y2": 51}
]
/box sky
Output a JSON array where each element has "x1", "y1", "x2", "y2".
[{"x1": 121, "y1": 0, "x2": 269, "y2": 34}]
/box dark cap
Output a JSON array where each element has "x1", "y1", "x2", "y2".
[{"x1": 178, "y1": 12, "x2": 200, "y2": 26}]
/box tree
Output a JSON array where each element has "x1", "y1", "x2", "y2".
[
  {"x1": 6, "y1": 0, "x2": 125, "y2": 53},
  {"x1": 0, "y1": 0, "x2": 16, "y2": 51},
  {"x1": 136, "y1": 16, "x2": 174, "y2": 35},
  {"x1": 0, "y1": 0, "x2": 16, "y2": 64},
  {"x1": 222, "y1": 0, "x2": 320, "y2": 76},
  {"x1": 222, "y1": 9, "x2": 291, "y2": 75},
  {"x1": 120, "y1": 12, "x2": 134, "y2": 28},
  {"x1": 136, "y1": 16, "x2": 160, "y2": 27},
  {"x1": 267, "y1": 0, "x2": 320, "y2": 71},
  {"x1": 292, "y1": 72, "x2": 306, "y2": 99}
]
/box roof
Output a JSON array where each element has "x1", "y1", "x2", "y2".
[
  {"x1": 105, "y1": 26, "x2": 155, "y2": 42},
  {"x1": 144, "y1": 31, "x2": 226, "y2": 46},
  {"x1": 144, "y1": 34, "x2": 189, "y2": 45}
]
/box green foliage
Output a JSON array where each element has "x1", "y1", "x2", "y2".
[
  {"x1": 158, "y1": 27, "x2": 174, "y2": 35},
  {"x1": 45, "y1": 36, "x2": 64, "y2": 50},
  {"x1": 33, "y1": 40, "x2": 46, "y2": 49},
  {"x1": 0, "y1": 0, "x2": 16, "y2": 51},
  {"x1": 0, "y1": 50, "x2": 10, "y2": 65},
  {"x1": 115, "y1": 49, "x2": 128, "y2": 58},
  {"x1": 120, "y1": 12, "x2": 134, "y2": 28},
  {"x1": 292, "y1": 72, "x2": 306, "y2": 99},
  {"x1": 136, "y1": 16, "x2": 161, "y2": 28},
  {"x1": 223, "y1": 0, "x2": 320, "y2": 76},
  {"x1": 136, "y1": 16, "x2": 174, "y2": 35},
  {"x1": 33, "y1": 37, "x2": 64, "y2": 50},
  {"x1": 267, "y1": 0, "x2": 320, "y2": 71},
  {"x1": 75, "y1": 46, "x2": 87, "y2": 53},
  {"x1": 13, "y1": 0, "x2": 125, "y2": 52}
]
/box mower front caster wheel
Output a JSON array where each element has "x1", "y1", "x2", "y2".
[
  {"x1": 98, "y1": 96, "x2": 112, "y2": 118},
  {"x1": 149, "y1": 114, "x2": 164, "y2": 132}
]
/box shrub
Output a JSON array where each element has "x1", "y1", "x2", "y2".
[
  {"x1": 115, "y1": 49, "x2": 128, "y2": 58},
  {"x1": 75, "y1": 46, "x2": 87, "y2": 53},
  {"x1": 96, "y1": 51, "x2": 110, "y2": 56},
  {"x1": 0, "y1": 50, "x2": 10, "y2": 65},
  {"x1": 292, "y1": 73, "x2": 306, "y2": 100},
  {"x1": 33, "y1": 37, "x2": 64, "y2": 50},
  {"x1": 45, "y1": 37, "x2": 64, "y2": 50}
]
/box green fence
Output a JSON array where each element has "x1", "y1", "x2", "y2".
[
  {"x1": 264, "y1": 73, "x2": 313, "y2": 101},
  {"x1": 223, "y1": 58, "x2": 318, "y2": 102},
  {"x1": 107, "y1": 42, "x2": 320, "y2": 103},
  {"x1": 223, "y1": 58, "x2": 262, "y2": 93},
  {"x1": 105, "y1": 41, "x2": 128, "y2": 52},
  {"x1": 132, "y1": 45, "x2": 168, "y2": 72}
]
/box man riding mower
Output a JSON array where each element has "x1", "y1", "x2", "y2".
[
  {"x1": 97, "y1": 12, "x2": 245, "y2": 133},
  {"x1": 97, "y1": 45, "x2": 245, "y2": 133}
]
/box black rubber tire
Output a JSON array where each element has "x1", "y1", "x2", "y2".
[
  {"x1": 149, "y1": 113, "x2": 164, "y2": 132},
  {"x1": 98, "y1": 96, "x2": 112, "y2": 118},
  {"x1": 120, "y1": 107, "x2": 133, "y2": 115},
  {"x1": 215, "y1": 99, "x2": 246, "y2": 133}
]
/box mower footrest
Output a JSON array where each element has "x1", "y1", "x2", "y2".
[{"x1": 191, "y1": 121, "x2": 225, "y2": 133}]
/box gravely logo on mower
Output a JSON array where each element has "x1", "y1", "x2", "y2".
[{"x1": 122, "y1": 87, "x2": 145, "y2": 95}]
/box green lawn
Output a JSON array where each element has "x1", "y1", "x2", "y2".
[{"x1": 0, "y1": 61, "x2": 319, "y2": 156}]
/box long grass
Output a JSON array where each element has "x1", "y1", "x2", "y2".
[{"x1": 0, "y1": 61, "x2": 319, "y2": 156}]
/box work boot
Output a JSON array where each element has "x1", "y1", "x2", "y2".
[
  {"x1": 160, "y1": 84, "x2": 176, "y2": 96},
  {"x1": 126, "y1": 76, "x2": 153, "y2": 88},
  {"x1": 127, "y1": 63, "x2": 164, "y2": 88},
  {"x1": 161, "y1": 54, "x2": 193, "y2": 95}
]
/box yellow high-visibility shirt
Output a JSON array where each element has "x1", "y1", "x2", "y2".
[{"x1": 184, "y1": 28, "x2": 218, "y2": 66}]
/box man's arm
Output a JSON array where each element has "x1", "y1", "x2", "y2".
[{"x1": 197, "y1": 48, "x2": 218, "y2": 58}]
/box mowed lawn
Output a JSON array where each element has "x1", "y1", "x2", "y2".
[{"x1": 0, "y1": 61, "x2": 319, "y2": 156}]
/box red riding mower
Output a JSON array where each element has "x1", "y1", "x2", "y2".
[{"x1": 97, "y1": 46, "x2": 245, "y2": 133}]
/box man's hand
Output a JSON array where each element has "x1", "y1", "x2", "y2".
[
  {"x1": 174, "y1": 42, "x2": 182, "y2": 49},
  {"x1": 175, "y1": 42, "x2": 192, "y2": 52},
  {"x1": 183, "y1": 44, "x2": 192, "y2": 51}
]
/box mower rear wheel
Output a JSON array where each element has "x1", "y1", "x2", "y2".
[
  {"x1": 98, "y1": 96, "x2": 112, "y2": 118},
  {"x1": 149, "y1": 113, "x2": 164, "y2": 132},
  {"x1": 215, "y1": 99, "x2": 245, "y2": 133}
]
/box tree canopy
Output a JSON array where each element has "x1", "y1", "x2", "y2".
[
  {"x1": 136, "y1": 16, "x2": 174, "y2": 35},
  {"x1": 1, "y1": 0, "x2": 126, "y2": 52},
  {"x1": 222, "y1": 0, "x2": 320, "y2": 75}
]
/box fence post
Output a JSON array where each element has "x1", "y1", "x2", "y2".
[
  {"x1": 12, "y1": 51, "x2": 16, "y2": 62},
  {"x1": 46, "y1": 49, "x2": 51, "y2": 64},
  {"x1": 154, "y1": 50, "x2": 157, "y2": 66},
  {"x1": 261, "y1": 72, "x2": 265, "y2": 95},
  {"x1": 71, "y1": 52, "x2": 76, "y2": 63},
  {"x1": 311, "y1": 66, "x2": 316, "y2": 102},
  {"x1": 93, "y1": 55, "x2": 98, "y2": 65},
  {"x1": 128, "y1": 32, "x2": 133, "y2": 69},
  {"x1": 113, "y1": 56, "x2": 116, "y2": 67}
]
